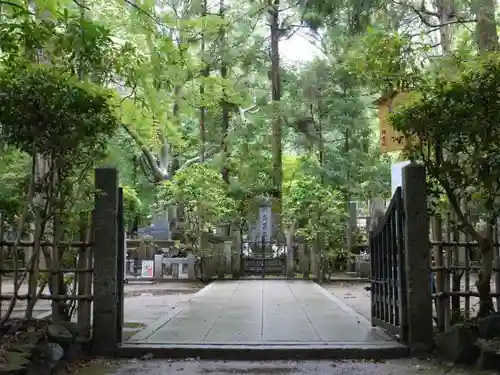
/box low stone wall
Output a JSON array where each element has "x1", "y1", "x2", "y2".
[
  {"x1": 2, "y1": 319, "x2": 88, "y2": 375},
  {"x1": 125, "y1": 255, "x2": 196, "y2": 282},
  {"x1": 434, "y1": 315, "x2": 500, "y2": 370},
  {"x1": 355, "y1": 259, "x2": 370, "y2": 278},
  {"x1": 198, "y1": 237, "x2": 234, "y2": 279}
]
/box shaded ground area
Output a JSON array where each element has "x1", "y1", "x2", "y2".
[
  {"x1": 122, "y1": 281, "x2": 206, "y2": 297},
  {"x1": 74, "y1": 358, "x2": 492, "y2": 375},
  {"x1": 121, "y1": 282, "x2": 205, "y2": 340},
  {"x1": 1, "y1": 281, "x2": 205, "y2": 339},
  {"x1": 2, "y1": 281, "x2": 53, "y2": 319},
  {"x1": 321, "y1": 278, "x2": 495, "y2": 324},
  {"x1": 128, "y1": 280, "x2": 394, "y2": 346},
  {"x1": 322, "y1": 282, "x2": 371, "y2": 321}
]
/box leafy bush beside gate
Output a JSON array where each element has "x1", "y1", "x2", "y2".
[
  {"x1": 390, "y1": 55, "x2": 500, "y2": 319},
  {"x1": 0, "y1": 64, "x2": 120, "y2": 325}
]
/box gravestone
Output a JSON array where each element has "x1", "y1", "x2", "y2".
[
  {"x1": 248, "y1": 221, "x2": 259, "y2": 242},
  {"x1": 150, "y1": 210, "x2": 170, "y2": 240},
  {"x1": 259, "y1": 200, "x2": 272, "y2": 241},
  {"x1": 346, "y1": 201, "x2": 357, "y2": 272},
  {"x1": 369, "y1": 198, "x2": 386, "y2": 231},
  {"x1": 231, "y1": 228, "x2": 241, "y2": 276}
]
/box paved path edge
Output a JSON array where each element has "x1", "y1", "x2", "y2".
[
  {"x1": 114, "y1": 342, "x2": 409, "y2": 360},
  {"x1": 311, "y1": 283, "x2": 395, "y2": 341},
  {"x1": 123, "y1": 280, "x2": 409, "y2": 361},
  {"x1": 128, "y1": 282, "x2": 216, "y2": 342}
]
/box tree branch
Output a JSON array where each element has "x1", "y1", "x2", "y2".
[
  {"x1": 177, "y1": 148, "x2": 220, "y2": 174},
  {"x1": 121, "y1": 123, "x2": 166, "y2": 182},
  {"x1": 238, "y1": 105, "x2": 259, "y2": 123},
  {"x1": 433, "y1": 144, "x2": 484, "y2": 244},
  {"x1": 0, "y1": 0, "x2": 25, "y2": 9},
  {"x1": 138, "y1": 154, "x2": 160, "y2": 184},
  {"x1": 122, "y1": 123, "x2": 221, "y2": 183},
  {"x1": 122, "y1": 0, "x2": 173, "y2": 33},
  {"x1": 72, "y1": 0, "x2": 90, "y2": 11},
  {"x1": 0, "y1": 0, "x2": 34, "y2": 14},
  {"x1": 391, "y1": 0, "x2": 476, "y2": 28}
]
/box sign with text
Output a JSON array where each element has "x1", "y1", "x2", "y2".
[
  {"x1": 141, "y1": 260, "x2": 154, "y2": 278},
  {"x1": 377, "y1": 91, "x2": 416, "y2": 153},
  {"x1": 259, "y1": 204, "x2": 272, "y2": 241}
]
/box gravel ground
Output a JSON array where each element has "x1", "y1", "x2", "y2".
[{"x1": 74, "y1": 358, "x2": 493, "y2": 375}]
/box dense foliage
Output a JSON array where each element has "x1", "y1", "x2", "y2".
[
  {"x1": 6, "y1": 0, "x2": 499, "y2": 319},
  {"x1": 390, "y1": 55, "x2": 500, "y2": 316},
  {"x1": 391, "y1": 55, "x2": 500, "y2": 218},
  {"x1": 0, "y1": 0, "x2": 394, "y2": 249},
  {"x1": 0, "y1": 65, "x2": 117, "y2": 162}
]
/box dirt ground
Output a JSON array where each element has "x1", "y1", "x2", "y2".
[
  {"x1": 73, "y1": 358, "x2": 493, "y2": 375},
  {"x1": 9, "y1": 280, "x2": 494, "y2": 374}
]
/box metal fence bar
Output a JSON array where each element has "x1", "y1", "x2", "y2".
[
  {"x1": 396, "y1": 191, "x2": 408, "y2": 343},
  {"x1": 369, "y1": 187, "x2": 407, "y2": 341},
  {"x1": 240, "y1": 239, "x2": 286, "y2": 277},
  {"x1": 0, "y1": 215, "x2": 4, "y2": 317},
  {"x1": 495, "y1": 219, "x2": 500, "y2": 312}
]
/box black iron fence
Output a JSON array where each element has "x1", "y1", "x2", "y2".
[
  {"x1": 241, "y1": 238, "x2": 286, "y2": 277},
  {"x1": 369, "y1": 187, "x2": 408, "y2": 342}
]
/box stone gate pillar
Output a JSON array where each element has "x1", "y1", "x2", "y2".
[
  {"x1": 92, "y1": 167, "x2": 119, "y2": 356},
  {"x1": 231, "y1": 228, "x2": 241, "y2": 277},
  {"x1": 346, "y1": 201, "x2": 357, "y2": 271},
  {"x1": 298, "y1": 241, "x2": 309, "y2": 278},
  {"x1": 310, "y1": 240, "x2": 319, "y2": 279},
  {"x1": 402, "y1": 163, "x2": 433, "y2": 353},
  {"x1": 285, "y1": 226, "x2": 294, "y2": 279}
]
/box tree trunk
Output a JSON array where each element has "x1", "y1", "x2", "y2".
[
  {"x1": 199, "y1": 0, "x2": 208, "y2": 162},
  {"x1": 219, "y1": 0, "x2": 230, "y2": 184},
  {"x1": 269, "y1": 0, "x2": 283, "y2": 236},
  {"x1": 446, "y1": 192, "x2": 496, "y2": 317},
  {"x1": 344, "y1": 128, "x2": 354, "y2": 258},
  {"x1": 474, "y1": 0, "x2": 498, "y2": 53},
  {"x1": 477, "y1": 236, "x2": 495, "y2": 317},
  {"x1": 434, "y1": 0, "x2": 455, "y2": 55}
]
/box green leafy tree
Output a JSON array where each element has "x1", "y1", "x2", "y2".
[
  {"x1": 156, "y1": 164, "x2": 236, "y2": 246},
  {"x1": 0, "y1": 63, "x2": 120, "y2": 322},
  {"x1": 391, "y1": 55, "x2": 500, "y2": 317}
]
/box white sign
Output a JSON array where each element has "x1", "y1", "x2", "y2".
[
  {"x1": 259, "y1": 205, "x2": 272, "y2": 241},
  {"x1": 141, "y1": 260, "x2": 154, "y2": 278},
  {"x1": 391, "y1": 161, "x2": 411, "y2": 196}
]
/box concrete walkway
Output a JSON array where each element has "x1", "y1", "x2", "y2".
[{"x1": 121, "y1": 280, "x2": 406, "y2": 359}]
